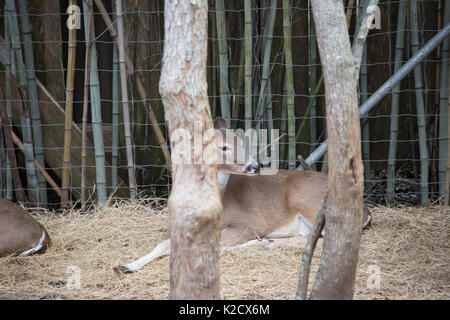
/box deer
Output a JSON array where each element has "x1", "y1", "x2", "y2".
[
  {"x1": 115, "y1": 117, "x2": 371, "y2": 273},
  {"x1": 0, "y1": 198, "x2": 51, "y2": 257}
]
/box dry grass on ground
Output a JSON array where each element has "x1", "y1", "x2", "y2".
[{"x1": 0, "y1": 199, "x2": 448, "y2": 299}]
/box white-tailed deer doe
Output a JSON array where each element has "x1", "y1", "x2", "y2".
[
  {"x1": 0, "y1": 198, "x2": 51, "y2": 257},
  {"x1": 115, "y1": 117, "x2": 371, "y2": 273}
]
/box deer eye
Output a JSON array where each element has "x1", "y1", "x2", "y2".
[{"x1": 220, "y1": 146, "x2": 228, "y2": 151}]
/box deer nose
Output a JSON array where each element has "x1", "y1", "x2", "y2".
[{"x1": 251, "y1": 163, "x2": 260, "y2": 173}]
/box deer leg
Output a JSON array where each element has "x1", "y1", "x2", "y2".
[
  {"x1": 114, "y1": 239, "x2": 170, "y2": 273},
  {"x1": 115, "y1": 228, "x2": 263, "y2": 273},
  {"x1": 220, "y1": 227, "x2": 267, "y2": 251}
]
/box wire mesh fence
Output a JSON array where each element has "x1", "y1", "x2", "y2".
[{"x1": 0, "y1": 0, "x2": 448, "y2": 208}]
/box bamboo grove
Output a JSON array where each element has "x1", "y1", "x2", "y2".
[{"x1": 0, "y1": 0, "x2": 448, "y2": 207}]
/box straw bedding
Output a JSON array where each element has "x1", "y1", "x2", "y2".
[{"x1": 0, "y1": 199, "x2": 448, "y2": 300}]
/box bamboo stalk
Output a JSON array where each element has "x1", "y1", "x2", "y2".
[
  {"x1": 0, "y1": 126, "x2": 4, "y2": 196},
  {"x1": 61, "y1": 0, "x2": 77, "y2": 207},
  {"x1": 254, "y1": 0, "x2": 277, "y2": 126},
  {"x1": 6, "y1": 0, "x2": 39, "y2": 205},
  {"x1": 0, "y1": 86, "x2": 25, "y2": 203},
  {"x1": 386, "y1": 0, "x2": 408, "y2": 204},
  {"x1": 215, "y1": 0, "x2": 230, "y2": 126},
  {"x1": 283, "y1": 0, "x2": 296, "y2": 169},
  {"x1": 309, "y1": 2, "x2": 317, "y2": 157},
  {"x1": 438, "y1": 1, "x2": 450, "y2": 201},
  {"x1": 10, "y1": 130, "x2": 62, "y2": 197},
  {"x1": 82, "y1": 0, "x2": 107, "y2": 204},
  {"x1": 360, "y1": 44, "x2": 371, "y2": 193},
  {"x1": 94, "y1": 0, "x2": 171, "y2": 171},
  {"x1": 446, "y1": 69, "x2": 450, "y2": 205},
  {"x1": 280, "y1": 73, "x2": 287, "y2": 168},
  {"x1": 18, "y1": 0, "x2": 47, "y2": 205},
  {"x1": 296, "y1": 1, "x2": 354, "y2": 161},
  {"x1": 410, "y1": 0, "x2": 429, "y2": 206},
  {"x1": 210, "y1": 2, "x2": 218, "y2": 118},
  {"x1": 232, "y1": 43, "x2": 245, "y2": 126},
  {"x1": 116, "y1": 0, "x2": 137, "y2": 199},
  {"x1": 6, "y1": 160, "x2": 13, "y2": 201},
  {"x1": 3, "y1": 10, "x2": 13, "y2": 201},
  {"x1": 81, "y1": 0, "x2": 93, "y2": 208},
  {"x1": 244, "y1": 0, "x2": 252, "y2": 132},
  {"x1": 112, "y1": 2, "x2": 120, "y2": 191}
]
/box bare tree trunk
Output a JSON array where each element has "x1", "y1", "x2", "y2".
[
  {"x1": 160, "y1": 0, "x2": 222, "y2": 300},
  {"x1": 308, "y1": 0, "x2": 364, "y2": 300}
]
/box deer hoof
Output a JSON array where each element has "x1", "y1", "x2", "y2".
[{"x1": 113, "y1": 265, "x2": 135, "y2": 274}]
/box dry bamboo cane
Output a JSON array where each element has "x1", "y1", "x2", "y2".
[
  {"x1": 94, "y1": 0, "x2": 171, "y2": 171},
  {"x1": 81, "y1": 0, "x2": 93, "y2": 208},
  {"x1": 61, "y1": 0, "x2": 77, "y2": 207},
  {"x1": 10, "y1": 130, "x2": 62, "y2": 197},
  {"x1": 116, "y1": 0, "x2": 137, "y2": 199}
]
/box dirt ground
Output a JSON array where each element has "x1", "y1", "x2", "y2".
[{"x1": 0, "y1": 199, "x2": 448, "y2": 300}]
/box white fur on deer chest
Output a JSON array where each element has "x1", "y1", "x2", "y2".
[{"x1": 266, "y1": 213, "x2": 313, "y2": 238}]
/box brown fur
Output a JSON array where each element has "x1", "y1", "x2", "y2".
[
  {"x1": 0, "y1": 199, "x2": 51, "y2": 257},
  {"x1": 221, "y1": 170, "x2": 370, "y2": 246}
]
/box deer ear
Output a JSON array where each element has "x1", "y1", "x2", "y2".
[{"x1": 214, "y1": 117, "x2": 227, "y2": 130}]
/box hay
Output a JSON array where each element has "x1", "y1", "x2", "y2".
[{"x1": 0, "y1": 200, "x2": 448, "y2": 300}]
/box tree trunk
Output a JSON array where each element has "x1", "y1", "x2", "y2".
[
  {"x1": 160, "y1": 0, "x2": 222, "y2": 300},
  {"x1": 309, "y1": 0, "x2": 364, "y2": 300}
]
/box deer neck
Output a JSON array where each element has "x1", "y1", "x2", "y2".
[{"x1": 217, "y1": 170, "x2": 230, "y2": 199}]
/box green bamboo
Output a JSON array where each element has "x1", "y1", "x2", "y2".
[
  {"x1": 81, "y1": 0, "x2": 93, "y2": 208},
  {"x1": 309, "y1": 3, "x2": 317, "y2": 157},
  {"x1": 244, "y1": 0, "x2": 252, "y2": 132},
  {"x1": 386, "y1": 0, "x2": 408, "y2": 204},
  {"x1": 295, "y1": 75, "x2": 323, "y2": 142},
  {"x1": 321, "y1": 152, "x2": 328, "y2": 173},
  {"x1": 210, "y1": 0, "x2": 218, "y2": 118},
  {"x1": 116, "y1": 0, "x2": 137, "y2": 199},
  {"x1": 0, "y1": 86, "x2": 25, "y2": 203},
  {"x1": 410, "y1": 0, "x2": 429, "y2": 206},
  {"x1": 18, "y1": 0, "x2": 47, "y2": 206},
  {"x1": 438, "y1": 1, "x2": 450, "y2": 201},
  {"x1": 3, "y1": 11, "x2": 13, "y2": 201},
  {"x1": 112, "y1": 6, "x2": 120, "y2": 190},
  {"x1": 280, "y1": 74, "x2": 287, "y2": 168},
  {"x1": 232, "y1": 44, "x2": 245, "y2": 126},
  {"x1": 283, "y1": 0, "x2": 295, "y2": 169},
  {"x1": 6, "y1": 160, "x2": 12, "y2": 201},
  {"x1": 82, "y1": 0, "x2": 107, "y2": 204},
  {"x1": 6, "y1": 0, "x2": 39, "y2": 205},
  {"x1": 0, "y1": 126, "x2": 4, "y2": 196},
  {"x1": 215, "y1": 0, "x2": 230, "y2": 126},
  {"x1": 255, "y1": 0, "x2": 277, "y2": 127},
  {"x1": 360, "y1": 44, "x2": 371, "y2": 193}
]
